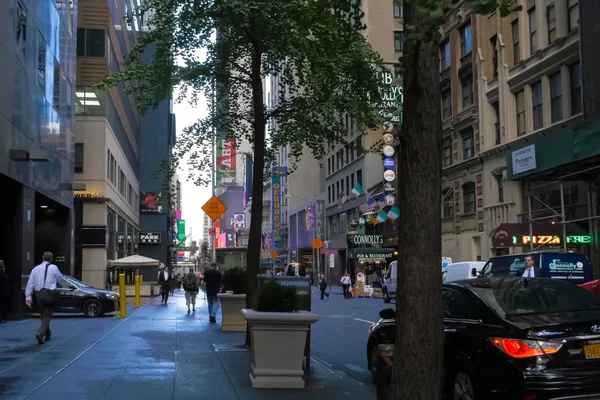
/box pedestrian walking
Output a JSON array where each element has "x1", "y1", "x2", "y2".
[
  {"x1": 203, "y1": 263, "x2": 222, "y2": 323},
  {"x1": 341, "y1": 271, "x2": 351, "y2": 299},
  {"x1": 319, "y1": 275, "x2": 329, "y2": 300},
  {"x1": 0, "y1": 260, "x2": 9, "y2": 323},
  {"x1": 182, "y1": 268, "x2": 200, "y2": 314},
  {"x1": 286, "y1": 264, "x2": 295, "y2": 276},
  {"x1": 158, "y1": 264, "x2": 172, "y2": 304},
  {"x1": 25, "y1": 252, "x2": 64, "y2": 344}
]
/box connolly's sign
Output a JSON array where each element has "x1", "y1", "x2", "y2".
[{"x1": 352, "y1": 234, "x2": 384, "y2": 245}]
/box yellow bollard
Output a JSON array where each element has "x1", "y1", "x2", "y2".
[
  {"x1": 134, "y1": 275, "x2": 141, "y2": 308},
  {"x1": 119, "y1": 273, "x2": 127, "y2": 318},
  {"x1": 140, "y1": 275, "x2": 143, "y2": 285}
]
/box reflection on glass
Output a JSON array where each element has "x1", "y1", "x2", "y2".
[{"x1": 76, "y1": 85, "x2": 106, "y2": 116}]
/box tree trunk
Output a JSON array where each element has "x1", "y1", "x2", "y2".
[
  {"x1": 244, "y1": 48, "x2": 265, "y2": 348},
  {"x1": 390, "y1": 7, "x2": 444, "y2": 400}
]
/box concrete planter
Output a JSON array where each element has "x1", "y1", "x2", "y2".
[
  {"x1": 217, "y1": 293, "x2": 247, "y2": 332},
  {"x1": 241, "y1": 309, "x2": 319, "y2": 389}
]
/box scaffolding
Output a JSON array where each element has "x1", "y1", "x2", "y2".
[{"x1": 523, "y1": 164, "x2": 600, "y2": 270}]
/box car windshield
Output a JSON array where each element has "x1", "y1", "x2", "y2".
[
  {"x1": 474, "y1": 278, "x2": 600, "y2": 317},
  {"x1": 63, "y1": 276, "x2": 88, "y2": 288}
]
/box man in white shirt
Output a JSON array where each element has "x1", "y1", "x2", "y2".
[
  {"x1": 522, "y1": 255, "x2": 539, "y2": 278},
  {"x1": 25, "y1": 252, "x2": 64, "y2": 344},
  {"x1": 158, "y1": 264, "x2": 172, "y2": 304}
]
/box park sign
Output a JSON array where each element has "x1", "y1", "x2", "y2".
[{"x1": 371, "y1": 70, "x2": 403, "y2": 124}]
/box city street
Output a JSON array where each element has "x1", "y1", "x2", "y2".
[
  {"x1": 310, "y1": 287, "x2": 388, "y2": 387},
  {"x1": 0, "y1": 290, "x2": 379, "y2": 400}
]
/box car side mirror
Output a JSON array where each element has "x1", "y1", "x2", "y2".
[
  {"x1": 471, "y1": 268, "x2": 478, "y2": 277},
  {"x1": 379, "y1": 308, "x2": 395, "y2": 320},
  {"x1": 68, "y1": 285, "x2": 77, "y2": 291}
]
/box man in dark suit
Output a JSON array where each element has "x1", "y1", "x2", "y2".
[
  {"x1": 522, "y1": 255, "x2": 541, "y2": 278},
  {"x1": 203, "y1": 263, "x2": 222, "y2": 323},
  {"x1": 158, "y1": 264, "x2": 172, "y2": 304}
]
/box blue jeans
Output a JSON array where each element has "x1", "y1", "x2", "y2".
[{"x1": 207, "y1": 296, "x2": 219, "y2": 318}]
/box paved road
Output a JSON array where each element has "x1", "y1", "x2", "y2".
[
  {"x1": 310, "y1": 288, "x2": 392, "y2": 389},
  {"x1": 0, "y1": 291, "x2": 376, "y2": 400}
]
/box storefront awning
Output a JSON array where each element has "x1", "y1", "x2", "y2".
[
  {"x1": 349, "y1": 247, "x2": 395, "y2": 262},
  {"x1": 489, "y1": 222, "x2": 589, "y2": 248}
]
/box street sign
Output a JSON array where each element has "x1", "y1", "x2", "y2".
[
  {"x1": 312, "y1": 237, "x2": 324, "y2": 249},
  {"x1": 270, "y1": 251, "x2": 278, "y2": 260},
  {"x1": 202, "y1": 195, "x2": 227, "y2": 221}
]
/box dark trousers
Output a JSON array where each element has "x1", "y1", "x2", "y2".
[
  {"x1": 37, "y1": 299, "x2": 54, "y2": 338},
  {"x1": 320, "y1": 289, "x2": 329, "y2": 299},
  {"x1": 161, "y1": 286, "x2": 170, "y2": 303},
  {"x1": 342, "y1": 284, "x2": 350, "y2": 298}
]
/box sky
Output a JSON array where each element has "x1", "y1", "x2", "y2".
[{"x1": 173, "y1": 90, "x2": 212, "y2": 243}]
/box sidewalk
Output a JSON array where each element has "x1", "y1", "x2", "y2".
[{"x1": 0, "y1": 291, "x2": 374, "y2": 400}]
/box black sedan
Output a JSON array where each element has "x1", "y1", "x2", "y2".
[
  {"x1": 368, "y1": 277, "x2": 600, "y2": 399},
  {"x1": 24, "y1": 275, "x2": 119, "y2": 317}
]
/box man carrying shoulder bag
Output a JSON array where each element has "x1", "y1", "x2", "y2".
[{"x1": 25, "y1": 252, "x2": 64, "y2": 344}]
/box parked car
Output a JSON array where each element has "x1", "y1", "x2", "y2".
[
  {"x1": 368, "y1": 277, "x2": 600, "y2": 399},
  {"x1": 442, "y1": 261, "x2": 486, "y2": 283},
  {"x1": 22, "y1": 275, "x2": 119, "y2": 317}
]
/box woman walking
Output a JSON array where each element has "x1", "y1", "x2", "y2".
[
  {"x1": 319, "y1": 275, "x2": 329, "y2": 300},
  {"x1": 341, "y1": 271, "x2": 351, "y2": 299}
]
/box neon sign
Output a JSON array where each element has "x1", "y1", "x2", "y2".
[{"x1": 512, "y1": 235, "x2": 591, "y2": 245}]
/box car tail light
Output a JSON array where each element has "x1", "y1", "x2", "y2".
[
  {"x1": 490, "y1": 337, "x2": 562, "y2": 359},
  {"x1": 524, "y1": 396, "x2": 537, "y2": 400}
]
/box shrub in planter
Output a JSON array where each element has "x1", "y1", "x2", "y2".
[
  {"x1": 217, "y1": 267, "x2": 248, "y2": 331},
  {"x1": 242, "y1": 279, "x2": 318, "y2": 389},
  {"x1": 222, "y1": 267, "x2": 247, "y2": 294},
  {"x1": 255, "y1": 279, "x2": 297, "y2": 312}
]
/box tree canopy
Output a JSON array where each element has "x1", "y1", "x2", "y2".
[{"x1": 100, "y1": 0, "x2": 389, "y2": 184}]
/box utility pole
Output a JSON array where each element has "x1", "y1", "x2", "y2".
[{"x1": 211, "y1": 77, "x2": 217, "y2": 264}]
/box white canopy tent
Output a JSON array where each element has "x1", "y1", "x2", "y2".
[{"x1": 108, "y1": 255, "x2": 162, "y2": 268}]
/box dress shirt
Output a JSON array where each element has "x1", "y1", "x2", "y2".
[
  {"x1": 163, "y1": 271, "x2": 169, "y2": 281},
  {"x1": 25, "y1": 262, "x2": 64, "y2": 301},
  {"x1": 522, "y1": 267, "x2": 535, "y2": 278}
]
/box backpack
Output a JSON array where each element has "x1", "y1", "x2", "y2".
[{"x1": 183, "y1": 274, "x2": 199, "y2": 291}]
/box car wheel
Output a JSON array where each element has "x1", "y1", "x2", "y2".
[
  {"x1": 452, "y1": 371, "x2": 476, "y2": 400},
  {"x1": 383, "y1": 290, "x2": 391, "y2": 304},
  {"x1": 83, "y1": 299, "x2": 103, "y2": 318}
]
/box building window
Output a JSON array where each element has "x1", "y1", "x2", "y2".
[
  {"x1": 76, "y1": 28, "x2": 106, "y2": 57},
  {"x1": 74, "y1": 143, "x2": 84, "y2": 173},
  {"x1": 512, "y1": 19, "x2": 520, "y2": 63},
  {"x1": 441, "y1": 88, "x2": 452, "y2": 119},
  {"x1": 345, "y1": 176, "x2": 349, "y2": 194},
  {"x1": 356, "y1": 169, "x2": 363, "y2": 186},
  {"x1": 549, "y1": 72, "x2": 562, "y2": 123},
  {"x1": 547, "y1": 3, "x2": 556, "y2": 43},
  {"x1": 529, "y1": 8, "x2": 537, "y2": 54},
  {"x1": 443, "y1": 139, "x2": 452, "y2": 167},
  {"x1": 440, "y1": 40, "x2": 450, "y2": 70},
  {"x1": 328, "y1": 186, "x2": 332, "y2": 203},
  {"x1": 570, "y1": 62, "x2": 582, "y2": 115},
  {"x1": 463, "y1": 182, "x2": 476, "y2": 214},
  {"x1": 328, "y1": 157, "x2": 331, "y2": 175},
  {"x1": 37, "y1": 32, "x2": 46, "y2": 92},
  {"x1": 462, "y1": 128, "x2": 474, "y2": 160},
  {"x1": 53, "y1": 58, "x2": 60, "y2": 110},
  {"x1": 16, "y1": 1, "x2": 27, "y2": 58},
  {"x1": 119, "y1": 169, "x2": 126, "y2": 196},
  {"x1": 336, "y1": 181, "x2": 340, "y2": 198},
  {"x1": 460, "y1": 24, "x2": 472, "y2": 56},
  {"x1": 496, "y1": 174, "x2": 504, "y2": 203},
  {"x1": 128, "y1": 184, "x2": 134, "y2": 205},
  {"x1": 490, "y1": 35, "x2": 498, "y2": 78},
  {"x1": 75, "y1": 86, "x2": 105, "y2": 116},
  {"x1": 516, "y1": 90, "x2": 526, "y2": 136},
  {"x1": 443, "y1": 188, "x2": 454, "y2": 218},
  {"x1": 532, "y1": 81, "x2": 543, "y2": 130},
  {"x1": 393, "y1": 1, "x2": 403, "y2": 18},
  {"x1": 394, "y1": 31, "x2": 403, "y2": 52},
  {"x1": 341, "y1": 178, "x2": 344, "y2": 193},
  {"x1": 493, "y1": 102, "x2": 501, "y2": 145},
  {"x1": 461, "y1": 75, "x2": 473, "y2": 108},
  {"x1": 107, "y1": 150, "x2": 110, "y2": 179},
  {"x1": 351, "y1": 173, "x2": 355, "y2": 188},
  {"x1": 568, "y1": 0, "x2": 579, "y2": 32}
]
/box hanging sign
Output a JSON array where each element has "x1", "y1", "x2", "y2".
[
  {"x1": 384, "y1": 170, "x2": 396, "y2": 182},
  {"x1": 383, "y1": 158, "x2": 395, "y2": 169},
  {"x1": 382, "y1": 145, "x2": 395, "y2": 157}
]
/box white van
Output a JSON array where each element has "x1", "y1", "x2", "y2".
[
  {"x1": 382, "y1": 257, "x2": 454, "y2": 303},
  {"x1": 442, "y1": 261, "x2": 486, "y2": 283}
]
